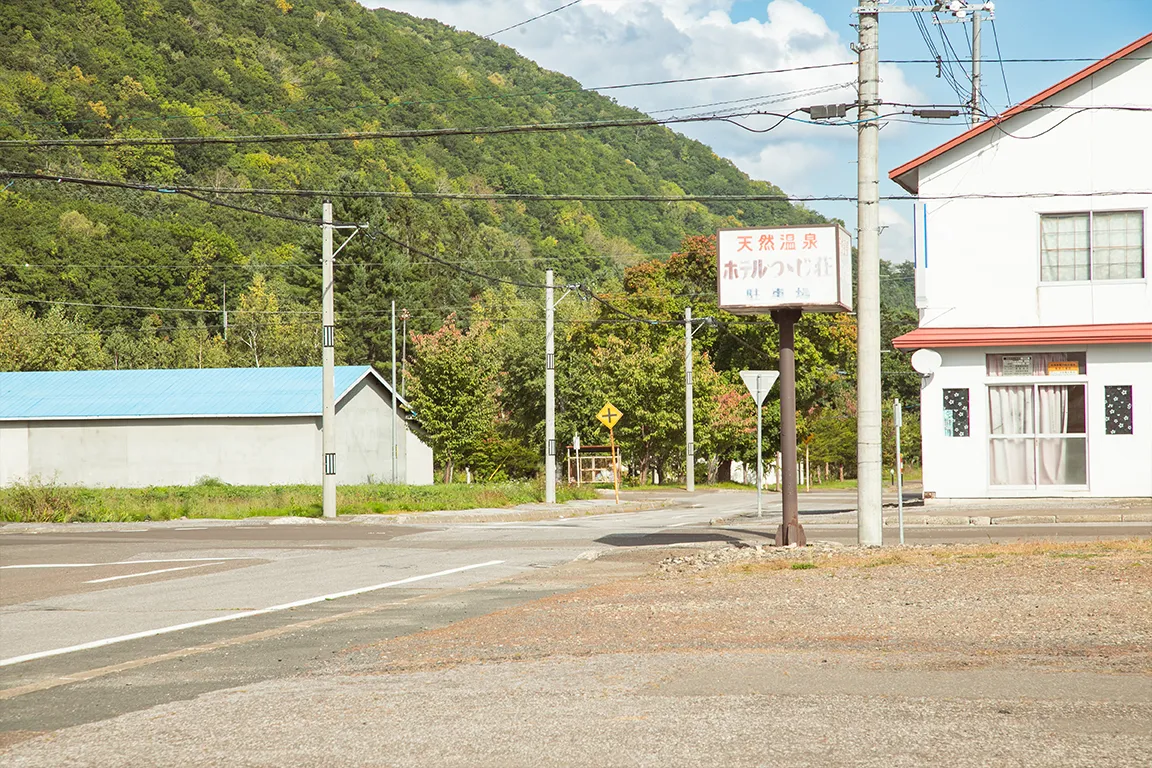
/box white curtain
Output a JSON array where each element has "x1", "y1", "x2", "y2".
[
  {"x1": 1036, "y1": 386, "x2": 1069, "y2": 484},
  {"x1": 989, "y1": 386, "x2": 1033, "y2": 485}
]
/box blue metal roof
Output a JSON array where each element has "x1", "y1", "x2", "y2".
[{"x1": 0, "y1": 366, "x2": 409, "y2": 421}]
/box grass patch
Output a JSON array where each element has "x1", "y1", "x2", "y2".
[
  {"x1": 0, "y1": 478, "x2": 599, "y2": 524},
  {"x1": 736, "y1": 539, "x2": 1151, "y2": 577}
]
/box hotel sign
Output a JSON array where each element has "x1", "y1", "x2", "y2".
[{"x1": 717, "y1": 224, "x2": 852, "y2": 313}]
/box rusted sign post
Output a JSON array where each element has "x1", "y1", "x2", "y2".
[
  {"x1": 718, "y1": 224, "x2": 852, "y2": 546},
  {"x1": 596, "y1": 402, "x2": 622, "y2": 504}
]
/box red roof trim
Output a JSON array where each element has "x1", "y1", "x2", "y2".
[
  {"x1": 892, "y1": 323, "x2": 1152, "y2": 350},
  {"x1": 889, "y1": 32, "x2": 1152, "y2": 192}
]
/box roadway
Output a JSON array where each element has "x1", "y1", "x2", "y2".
[{"x1": 1, "y1": 489, "x2": 1148, "y2": 742}]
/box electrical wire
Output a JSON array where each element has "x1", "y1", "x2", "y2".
[
  {"x1": 989, "y1": 18, "x2": 1013, "y2": 106},
  {"x1": 389, "y1": 0, "x2": 584, "y2": 67},
  {"x1": 5, "y1": 171, "x2": 1151, "y2": 203},
  {"x1": 0, "y1": 105, "x2": 876, "y2": 148}
]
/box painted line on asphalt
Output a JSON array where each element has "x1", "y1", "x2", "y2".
[
  {"x1": 84, "y1": 563, "x2": 216, "y2": 584},
  {"x1": 1, "y1": 557, "x2": 257, "y2": 570},
  {"x1": 0, "y1": 577, "x2": 516, "y2": 702},
  {"x1": 0, "y1": 559, "x2": 505, "y2": 667}
]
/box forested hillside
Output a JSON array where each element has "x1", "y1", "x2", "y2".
[{"x1": 0, "y1": 0, "x2": 918, "y2": 481}]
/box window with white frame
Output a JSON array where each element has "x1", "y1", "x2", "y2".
[
  {"x1": 986, "y1": 353, "x2": 1088, "y2": 487},
  {"x1": 1040, "y1": 211, "x2": 1144, "y2": 282}
]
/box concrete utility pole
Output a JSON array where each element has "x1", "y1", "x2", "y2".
[
  {"x1": 222, "y1": 283, "x2": 228, "y2": 341},
  {"x1": 400, "y1": 308, "x2": 410, "y2": 398},
  {"x1": 545, "y1": 269, "x2": 556, "y2": 504},
  {"x1": 684, "y1": 305, "x2": 695, "y2": 492},
  {"x1": 855, "y1": 0, "x2": 883, "y2": 546},
  {"x1": 321, "y1": 200, "x2": 336, "y2": 519},
  {"x1": 391, "y1": 300, "x2": 398, "y2": 484}
]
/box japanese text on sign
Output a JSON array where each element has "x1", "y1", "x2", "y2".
[{"x1": 717, "y1": 224, "x2": 852, "y2": 313}]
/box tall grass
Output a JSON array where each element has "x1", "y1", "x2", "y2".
[{"x1": 0, "y1": 477, "x2": 599, "y2": 523}]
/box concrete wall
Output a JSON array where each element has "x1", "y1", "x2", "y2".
[
  {"x1": 915, "y1": 51, "x2": 1151, "y2": 329},
  {"x1": 920, "y1": 344, "x2": 1152, "y2": 498},
  {"x1": 2, "y1": 416, "x2": 318, "y2": 487},
  {"x1": 0, "y1": 376, "x2": 435, "y2": 488}
]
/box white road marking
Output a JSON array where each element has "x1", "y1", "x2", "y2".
[
  {"x1": 2, "y1": 557, "x2": 257, "y2": 570},
  {"x1": 0, "y1": 559, "x2": 505, "y2": 667},
  {"x1": 666, "y1": 522, "x2": 696, "y2": 528},
  {"x1": 84, "y1": 563, "x2": 216, "y2": 584}
]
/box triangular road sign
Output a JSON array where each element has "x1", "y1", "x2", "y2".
[{"x1": 740, "y1": 370, "x2": 780, "y2": 406}]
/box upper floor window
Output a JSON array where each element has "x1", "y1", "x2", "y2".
[{"x1": 1040, "y1": 211, "x2": 1144, "y2": 282}]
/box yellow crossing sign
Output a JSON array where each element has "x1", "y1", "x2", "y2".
[{"x1": 596, "y1": 402, "x2": 622, "y2": 430}]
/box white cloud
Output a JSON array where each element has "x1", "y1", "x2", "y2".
[
  {"x1": 879, "y1": 203, "x2": 914, "y2": 263},
  {"x1": 367, "y1": 0, "x2": 926, "y2": 229}
]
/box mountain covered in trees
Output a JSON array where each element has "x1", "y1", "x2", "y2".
[{"x1": 0, "y1": 0, "x2": 918, "y2": 482}]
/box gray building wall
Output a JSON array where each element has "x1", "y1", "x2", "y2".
[{"x1": 0, "y1": 376, "x2": 434, "y2": 488}]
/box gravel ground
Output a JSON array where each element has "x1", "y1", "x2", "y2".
[{"x1": 3, "y1": 539, "x2": 1149, "y2": 767}]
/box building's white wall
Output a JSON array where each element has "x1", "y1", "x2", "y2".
[
  {"x1": 3, "y1": 377, "x2": 435, "y2": 488},
  {"x1": 22, "y1": 417, "x2": 317, "y2": 488},
  {"x1": 0, "y1": 422, "x2": 31, "y2": 485},
  {"x1": 336, "y1": 377, "x2": 406, "y2": 484},
  {"x1": 916, "y1": 53, "x2": 1151, "y2": 328},
  {"x1": 406, "y1": 428, "x2": 434, "y2": 485},
  {"x1": 1086, "y1": 344, "x2": 1152, "y2": 497},
  {"x1": 919, "y1": 349, "x2": 988, "y2": 498},
  {"x1": 920, "y1": 344, "x2": 1152, "y2": 498}
]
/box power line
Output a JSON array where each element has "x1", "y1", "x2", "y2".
[
  {"x1": 0, "y1": 106, "x2": 870, "y2": 148},
  {"x1": 390, "y1": 0, "x2": 584, "y2": 67},
  {"x1": 989, "y1": 18, "x2": 1012, "y2": 106},
  {"x1": 5, "y1": 171, "x2": 1151, "y2": 203}
]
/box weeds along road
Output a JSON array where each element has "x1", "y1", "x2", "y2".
[{"x1": 0, "y1": 488, "x2": 1148, "y2": 761}]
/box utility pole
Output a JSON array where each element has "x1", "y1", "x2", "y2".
[
  {"x1": 391, "y1": 300, "x2": 398, "y2": 484},
  {"x1": 855, "y1": 0, "x2": 883, "y2": 546},
  {"x1": 545, "y1": 269, "x2": 556, "y2": 504},
  {"x1": 222, "y1": 283, "x2": 228, "y2": 341},
  {"x1": 321, "y1": 201, "x2": 336, "y2": 519},
  {"x1": 684, "y1": 305, "x2": 694, "y2": 492},
  {"x1": 400, "y1": 308, "x2": 410, "y2": 398}
]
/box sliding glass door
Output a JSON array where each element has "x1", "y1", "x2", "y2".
[{"x1": 989, "y1": 384, "x2": 1087, "y2": 487}]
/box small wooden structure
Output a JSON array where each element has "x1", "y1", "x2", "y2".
[{"x1": 565, "y1": 444, "x2": 618, "y2": 485}]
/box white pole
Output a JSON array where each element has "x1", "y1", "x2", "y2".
[
  {"x1": 391, "y1": 300, "x2": 398, "y2": 484},
  {"x1": 756, "y1": 399, "x2": 763, "y2": 519},
  {"x1": 805, "y1": 442, "x2": 810, "y2": 492},
  {"x1": 545, "y1": 269, "x2": 556, "y2": 504},
  {"x1": 856, "y1": 0, "x2": 883, "y2": 546},
  {"x1": 685, "y1": 306, "x2": 694, "y2": 492},
  {"x1": 222, "y1": 283, "x2": 228, "y2": 341},
  {"x1": 896, "y1": 398, "x2": 905, "y2": 545},
  {"x1": 321, "y1": 201, "x2": 336, "y2": 519}
]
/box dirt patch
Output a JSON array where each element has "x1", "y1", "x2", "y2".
[{"x1": 354, "y1": 539, "x2": 1152, "y2": 676}]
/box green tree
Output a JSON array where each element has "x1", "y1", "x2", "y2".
[{"x1": 407, "y1": 316, "x2": 499, "y2": 483}]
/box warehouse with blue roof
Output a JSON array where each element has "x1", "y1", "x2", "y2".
[{"x1": 0, "y1": 366, "x2": 433, "y2": 487}]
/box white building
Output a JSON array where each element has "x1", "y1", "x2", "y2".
[
  {"x1": 0, "y1": 366, "x2": 434, "y2": 488},
  {"x1": 890, "y1": 33, "x2": 1152, "y2": 499}
]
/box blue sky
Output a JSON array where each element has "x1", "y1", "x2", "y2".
[{"x1": 372, "y1": 1, "x2": 1151, "y2": 260}]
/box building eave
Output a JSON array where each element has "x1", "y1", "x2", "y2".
[{"x1": 892, "y1": 323, "x2": 1152, "y2": 350}]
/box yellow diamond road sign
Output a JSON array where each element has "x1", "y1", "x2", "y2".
[{"x1": 596, "y1": 402, "x2": 622, "y2": 430}]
